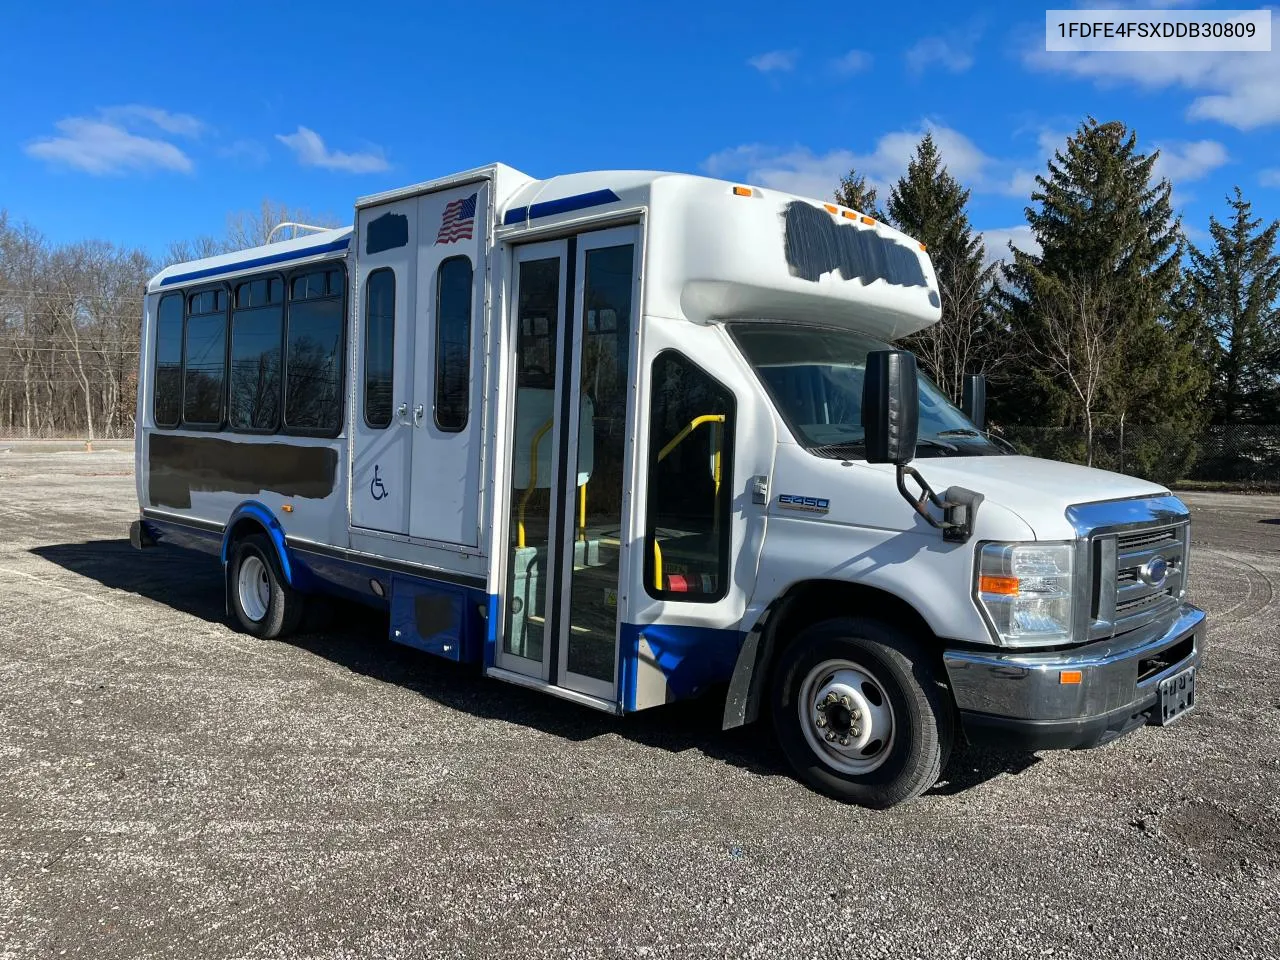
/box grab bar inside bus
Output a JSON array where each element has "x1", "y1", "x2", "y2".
[{"x1": 516, "y1": 418, "x2": 554, "y2": 549}]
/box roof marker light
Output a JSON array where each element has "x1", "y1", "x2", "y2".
[
  {"x1": 861, "y1": 216, "x2": 876, "y2": 225},
  {"x1": 823, "y1": 203, "x2": 838, "y2": 214},
  {"x1": 841, "y1": 210, "x2": 858, "y2": 220},
  {"x1": 919, "y1": 242, "x2": 927, "y2": 252},
  {"x1": 732, "y1": 186, "x2": 752, "y2": 197}
]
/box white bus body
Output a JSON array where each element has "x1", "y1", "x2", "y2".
[{"x1": 134, "y1": 164, "x2": 1204, "y2": 807}]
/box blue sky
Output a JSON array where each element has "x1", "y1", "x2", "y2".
[{"x1": 3, "y1": 0, "x2": 1278, "y2": 265}]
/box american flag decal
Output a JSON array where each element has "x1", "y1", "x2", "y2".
[{"x1": 435, "y1": 192, "x2": 477, "y2": 244}]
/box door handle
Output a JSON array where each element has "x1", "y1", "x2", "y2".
[
  {"x1": 396, "y1": 402, "x2": 408, "y2": 424},
  {"x1": 413, "y1": 404, "x2": 425, "y2": 427}
]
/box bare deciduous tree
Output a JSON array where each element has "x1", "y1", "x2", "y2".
[{"x1": 1023, "y1": 272, "x2": 1120, "y2": 464}]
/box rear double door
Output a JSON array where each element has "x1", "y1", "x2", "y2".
[
  {"x1": 351, "y1": 183, "x2": 488, "y2": 546},
  {"x1": 497, "y1": 227, "x2": 640, "y2": 703}
]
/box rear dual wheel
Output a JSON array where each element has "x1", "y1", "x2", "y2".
[
  {"x1": 771, "y1": 617, "x2": 952, "y2": 809},
  {"x1": 229, "y1": 534, "x2": 304, "y2": 639}
]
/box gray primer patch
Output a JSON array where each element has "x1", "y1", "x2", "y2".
[
  {"x1": 148, "y1": 434, "x2": 338, "y2": 509},
  {"x1": 366, "y1": 212, "x2": 409, "y2": 255},
  {"x1": 782, "y1": 202, "x2": 927, "y2": 287}
]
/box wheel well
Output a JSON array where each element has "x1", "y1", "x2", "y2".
[
  {"x1": 761, "y1": 580, "x2": 945, "y2": 676},
  {"x1": 225, "y1": 517, "x2": 268, "y2": 557}
]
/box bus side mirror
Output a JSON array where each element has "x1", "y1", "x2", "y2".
[
  {"x1": 962, "y1": 374, "x2": 986, "y2": 430},
  {"x1": 862, "y1": 350, "x2": 919, "y2": 465}
]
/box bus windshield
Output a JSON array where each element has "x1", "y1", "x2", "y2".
[{"x1": 728, "y1": 321, "x2": 1002, "y2": 459}]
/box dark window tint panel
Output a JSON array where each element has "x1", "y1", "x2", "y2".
[
  {"x1": 183, "y1": 312, "x2": 227, "y2": 425},
  {"x1": 154, "y1": 294, "x2": 184, "y2": 428},
  {"x1": 364, "y1": 269, "x2": 395, "y2": 428},
  {"x1": 291, "y1": 271, "x2": 327, "y2": 301},
  {"x1": 229, "y1": 305, "x2": 283, "y2": 430},
  {"x1": 434, "y1": 257, "x2": 472, "y2": 432},
  {"x1": 285, "y1": 297, "x2": 343, "y2": 432}
]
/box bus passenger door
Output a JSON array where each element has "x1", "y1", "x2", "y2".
[
  {"x1": 351, "y1": 199, "x2": 418, "y2": 534},
  {"x1": 496, "y1": 227, "x2": 641, "y2": 705}
]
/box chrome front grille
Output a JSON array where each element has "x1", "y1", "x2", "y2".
[
  {"x1": 1066, "y1": 495, "x2": 1192, "y2": 643},
  {"x1": 1095, "y1": 520, "x2": 1188, "y2": 637}
]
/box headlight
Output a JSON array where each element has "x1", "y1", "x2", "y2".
[{"x1": 976, "y1": 542, "x2": 1076, "y2": 646}]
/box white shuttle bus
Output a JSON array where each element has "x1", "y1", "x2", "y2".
[{"x1": 133, "y1": 164, "x2": 1204, "y2": 807}]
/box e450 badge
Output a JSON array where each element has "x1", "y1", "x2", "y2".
[{"x1": 777, "y1": 494, "x2": 830, "y2": 513}]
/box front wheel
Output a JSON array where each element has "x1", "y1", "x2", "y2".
[{"x1": 770, "y1": 617, "x2": 952, "y2": 808}]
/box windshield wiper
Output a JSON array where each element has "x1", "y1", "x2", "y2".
[
  {"x1": 808, "y1": 439, "x2": 865, "y2": 458},
  {"x1": 936, "y1": 428, "x2": 982, "y2": 438},
  {"x1": 916, "y1": 437, "x2": 959, "y2": 453}
]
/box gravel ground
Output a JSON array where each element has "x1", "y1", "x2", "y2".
[{"x1": 1, "y1": 449, "x2": 1277, "y2": 959}]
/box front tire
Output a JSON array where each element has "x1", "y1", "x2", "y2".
[
  {"x1": 770, "y1": 617, "x2": 952, "y2": 808},
  {"x1": 229, "y1": 534, "x2": 304, "y2": 639}
]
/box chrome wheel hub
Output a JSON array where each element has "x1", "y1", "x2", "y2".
[{"x1": 799, "y1": 659, "x2": 896, "y2": 775}]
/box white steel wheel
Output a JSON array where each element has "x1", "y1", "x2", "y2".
[
  {"x1": 237, "y1": 554, "x2": 271, "y2": 623},
  {"x1": 798, "y1": 658, "x2": 897, "y2": 776}
]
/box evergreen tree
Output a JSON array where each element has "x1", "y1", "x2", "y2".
[
  {"x1": 1186, "y1": 187, "x2": 1280, "y2": 422},
  {"x1": 997, "y1": 117, "x2": 1206, "y2": 479},
  {"x1": 833, "y1": 171, "x2": 885, "y2": 220},
  {"x1": 887, "y1": 133, "x2": 1000, "y2": 402}
]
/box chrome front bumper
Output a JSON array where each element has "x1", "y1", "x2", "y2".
[{"x1": 943, "y1": 603, "x2": 1205, "y2": 750}]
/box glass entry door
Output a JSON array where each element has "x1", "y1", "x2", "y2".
[{"x1": 500, "y1": 227, "x2": 639, "y2": 702}]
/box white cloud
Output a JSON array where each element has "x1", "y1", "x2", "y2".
[
  {"x1": 906, "y1": 28, "x2": 981, "y2": 74},
  {"x1": 275, "y1": 126, "x2": 389, "y2": 173},
  {"x1": 1026, "y1": 44, "x2": 1280, "y2": 130},
  {"x1": 980, "y1": 226, "x2": 1041, "y2": 267},
  {"x1": 101, "y1": 105, "x2": 205, "y2": 138},
  {"x1": 1259, "y1": 168, "x2": 1280, "y2": 188},
  {"x1": 748, "y1": 49, "x2": 798, "y2": 73},
  {"x1": 1153, "y1": 140, "x2": 1229, "y2": 183},
  {"x1": 704, "y1": 122, "x2": 1021, "y2": 202},
  {"x1": 831, "y1": 49, "x2": 872, "y2": 75},
  {"x1": 25, "y1": 116, "x2": 193, "y2": 175}
]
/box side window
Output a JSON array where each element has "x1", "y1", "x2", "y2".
[
  {"x1": 363, "y1": 269, "x2": 395, "y2": 428},
  {"x1": 285, "y1": 266, "x2": 345, "y2": 434},
  {"x1": 182, "y1": 287, "x2": 227, "y2": 426},
  {"x1": 153, "y1": 294, "x2": 183, "y2": 428},
  {"x1": 229, "y1": 277, "x2": 284, "y2": 431},
  {"x1": 644, "y1": 352, "x2": 735, "y2": 602},
  {"x1": 434, "y1": 256, "x2": 472, "y2": 432}
]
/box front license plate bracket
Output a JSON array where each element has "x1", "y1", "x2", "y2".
[{"x1": 1157, "y1": 665, "x2": 1196, "y2": 725}]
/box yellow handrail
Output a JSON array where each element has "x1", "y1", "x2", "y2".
[
  {"x1": 658, "y1": 414, "x2": 725, "y2": 462},
  {"x1": 653, "y1": 414, "x2": 726, "y2": 591},
  {"x1": 516, "y1": 418, "x2": 554, "y2": 549}
]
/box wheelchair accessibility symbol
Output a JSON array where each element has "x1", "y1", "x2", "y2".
[{"x1": 370, "y1": 465, "x2": 388, "y2": 501}]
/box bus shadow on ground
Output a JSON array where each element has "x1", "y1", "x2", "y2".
[{"x1": 32, "y1": 537, "x2": 1038, "y2": 800}]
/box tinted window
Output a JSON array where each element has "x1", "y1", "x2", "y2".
[
  {"x1": 285, "y1": 268, "x2": 344, "y2": 433},
  {"x1": 183, "y1": 289, "x2": 227, "y2": 425},
  {"x1": 364, "y1": 269, "x2": 395, "y2": 428},
  {"x1": 434, "y1": 257, "x2": 472, "y2": 432},
  {"x1": 644, "y1": 352, "x2": 735, "y2": 602},
  {"x1": 154, "y1": 294, "x2": 183, "y2": 428},
  {"x1": 229, "y1": 278, "x2": 283, "y2": 431}
]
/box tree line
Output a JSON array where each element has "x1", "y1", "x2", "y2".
[
  {"x1": 0, "y1": 201, "x2": 335, "y2": 441},
  {"x1": 837, "y1": 118, "x2": 1280, "y2": 481}
]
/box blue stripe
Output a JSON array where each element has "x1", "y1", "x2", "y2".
[
  {"x1": 503, "y1": 189, "x2": 621, "y2": 226},
  {"x1": 159, "y1": 236, "x2": 351, "y2": 287}
]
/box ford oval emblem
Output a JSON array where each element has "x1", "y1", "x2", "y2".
[{"x1": 1139, "y1": 555, "x2": 1170, "y2": 588}]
